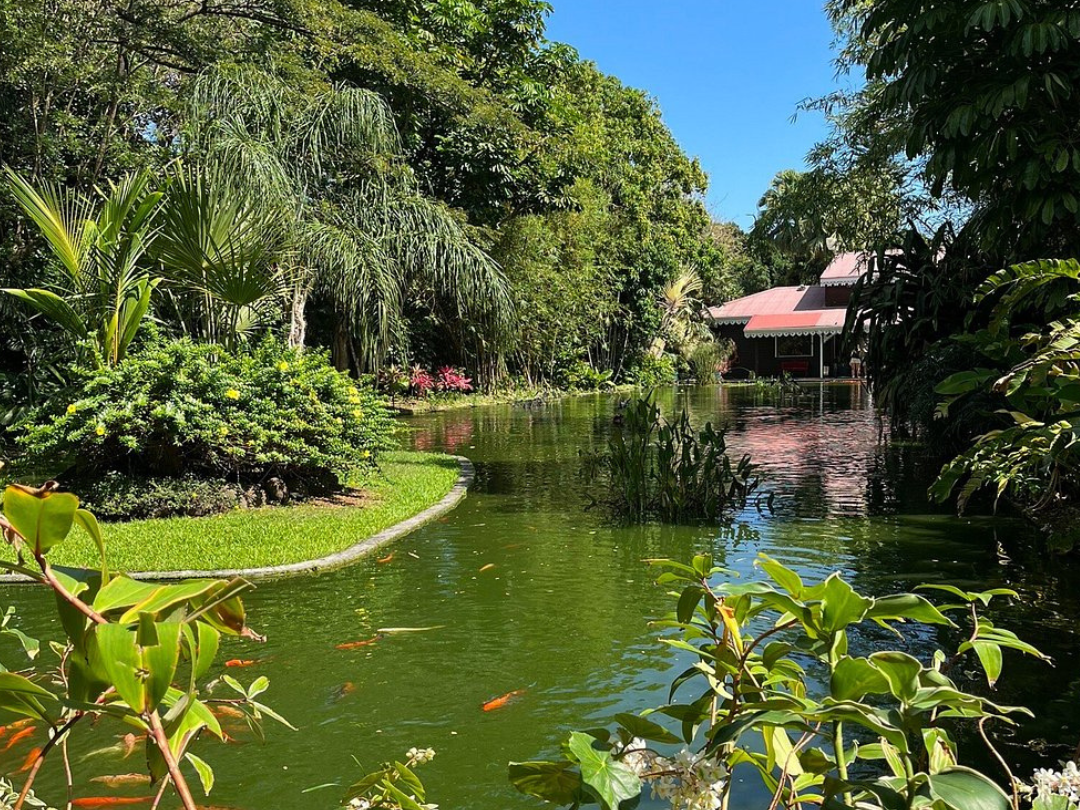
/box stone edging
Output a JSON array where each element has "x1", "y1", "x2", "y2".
[{"x1": 1, "y1": 456, "x2": 474, "y2": 583}]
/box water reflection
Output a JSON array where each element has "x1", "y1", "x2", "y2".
[{"x1": 0, "y1": 385, "x2": 1076, "y2": 810}]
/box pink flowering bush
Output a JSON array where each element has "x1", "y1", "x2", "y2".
[
  {"x1": 410, "y1": 366, "x2": 436, "y2": 397},
  {"x1": 435, "y1": 366, "x2": 473, "y2": 393}
]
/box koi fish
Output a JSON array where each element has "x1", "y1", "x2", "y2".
[
  {"x1": 209, "y1": 705, "x2": 245, "y2": 719},
  {"x1": 376, "y1": 553, "x2": 394, "y2": 564},
  {"x1": 120, "y1": 733, "x2": 138, "y2": 759},
  {"x1": 335, "y1": 635, "x2": 382, "y2": 651},
  {"x1": 482, "y1": 689, "x2": 525, "y2": 712},
  {"x1": 332, "y1": 682, "x2": 356, "y2": 701},
  {"x1": 91, "y1": 774, "x2": 152, "y2": 787},
  {"x1": 479, "y1": 563, "x2": 496, "y2": 572},
  {"x1": 71, "y1": 799, "x2": 152, "y2": 808},
  {"x1": 3, "y1": 726, "x2": 35, "y2": 752},
  {"x1": 224, "y1": 659, "x2": 258, "y2": 668},
  {"x1": 17, "y1": 746, "x2": 40, "y2": 773}
]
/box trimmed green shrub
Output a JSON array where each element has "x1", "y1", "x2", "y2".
[
  {"x1": 630, "y1": 354, "x2": 677, "y2": 388},
  {"x1": 79, "y1": 472, "x2": 245, "y2": 519},
  {"x1": 16, "y1": 337, "x2": 394, "y2": 497}
]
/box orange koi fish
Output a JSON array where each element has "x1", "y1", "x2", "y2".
[
  {"x1": 120, "y1": 733, "x2": 139, "y2": 759},
  {"x1": 17, "y1": 746, "x2": 40, "y2": 773},
  {"x1": 209, "y1": 705, "x2": 245, "y2": 719},
  {"x1": 332, "y1": 682, "x2": 356, "y2": 701},
  {"x1": 479, "y1": 563, "x2": 496, "y2": 572},
  {"x1": 376, "y1": 553, "x2": 394, "y2": 564},
  {"x1": 482, "y1": 689, "x2": 525, "y2": 712},
  {"x1": 72, "y1": 798, "x2": 152, "y2": 808},
  {"x1": 3, "y1": 726, "x2": 35, "y2": 752},
  {"x1": 91, "y1": 774, "x2": 152, "y2": 787},
  {"x1": 336, "y1": 634, "x2": 382, "y2": 651},
  {"x1": 224, "y1": 659, "x2": 258, "y2": 668}
]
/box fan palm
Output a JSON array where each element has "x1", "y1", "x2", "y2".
[
  {"x1": 182, "y1": 66, "x2": 513, "y2": 371},
  {"x1": 2, "y1": 168, "x2": 161, "y2": 367}
]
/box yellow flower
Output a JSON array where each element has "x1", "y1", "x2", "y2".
[
  {"x1": 277, "y1": 361, "x2": 290, "y2": 372},
  {"x1": 360, "y1": 450, "x2": 371, "y2": 459},
  {"x1": 67, "y1": 404, "x2": 77, "y2": 415},
  {"x1": 219, "y1": 425, "x2": 229, "y2": 436},
  {"x1": 95, "y1": 424, "x2": 105, "y2": 436},
  {"x1": 352, "y1": 408, "x2": 364, "y2": 419},
  {"x1": 225, "y1": 388, "x2": 241, "y2": 400}
]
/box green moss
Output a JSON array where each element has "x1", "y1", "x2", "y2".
[{"x1": 36, "y1": 452, "x2": 461, "y2": 573}]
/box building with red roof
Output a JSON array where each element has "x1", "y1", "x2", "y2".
[{"x1": 708, "y1": 252, "x2": 871, "y2": 378}]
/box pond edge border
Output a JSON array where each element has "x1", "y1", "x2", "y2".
[{"x1": 2, "y1": 455, "x2": 474, "y2": 583}]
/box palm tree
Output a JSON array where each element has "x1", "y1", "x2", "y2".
[
  {"x1": 180, "y1": 66, "x2": 514, "y2": 373},
  {"x1": 651, "y1": 267, "x2": 704, "y2": 357},
  {"x1": 2, "y1": 168, "x2": 161, "y2": 367}
]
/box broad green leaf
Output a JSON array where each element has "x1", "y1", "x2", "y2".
[
  {"x1": 95, "y1": 624, "x2": 146, "y2": 711},
  {"x1": 186, "y1": 752, "x2": 215, "y2": 796},
  {"x1": 509, "y1": 761, "x2": 583, "y2": 804},
  {"x1": 566, "y1": 732, "x2": 641, "y2": 810},
  {"x1": 869, "y1": 651, "x2": 923, "y2": 703},
  {"x1": 3, "y1": 485, "x2": 79, "y2": 554},
  {"x1": 831, "y1": 656, "x2": 889, "y2": 701},
  {"x1": 868, "y1": 594, "x2": 955, "y2": 627},
  {"x1": 923, "y1": 767, "x2": 1010, "y2": 810},
  {"x1": 93, "y1": 577, "x2": 160, "y2": 615},
  {"x1": 142, "y1": 622, "x2": 182, "y2": 711},
  {"x1": 758, "y1": 555, "x2": 804, "y2": 596},
  {"x1": 74, "y1": 509, "x2": 107, "y2": 579},
  {"x1": 118, "y1": 580, "x2": 224, "y2": 625},
  {"x1": 818, "y1": 574, "x2": 872, "y2": 633},
  {"x1": 970, "y1": 640, "x2": 1003, "y2": 687},
  {"x1": 614, "y1": 712, "x2": 682, "y2": 744}
]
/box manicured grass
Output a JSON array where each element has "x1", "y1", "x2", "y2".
[{"x1": 36, "y1": 451, "x2": 462, "y2": 573}]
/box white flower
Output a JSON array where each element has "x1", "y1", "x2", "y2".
[
  {"x1": 406, "y1": 746, "x2": 436, "y2": 765},
  {"x1": 1031, "y1": 761, "x2": 1080, "y2": 805}
]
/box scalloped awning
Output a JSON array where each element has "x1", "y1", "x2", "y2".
[{"x1": 743, "y1": 311, "x2": 846, "y2": 338}]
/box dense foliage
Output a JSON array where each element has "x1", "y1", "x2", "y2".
[
  {"x1": 0, "y1": 0, "x2": 753, "y2": 395},
  {"x1": 511, "y1": 554, "x2": 1049, "y2": 810},
  {"x1": 584, "y1": 398, "x2": 763, "y2": 522},
  {"x1": 16, "y1": 338, "x2": 392, "y2": 503}
]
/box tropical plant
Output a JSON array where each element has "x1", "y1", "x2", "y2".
[
  {"x1": 0, "y1": 481, "x2": 288, "y2": 809},
  {"x1": 180, "y1": 65, "x2": 514, "y2": 375},
  {"x1": 510, "y1": 553, "x2": 1049, "y2": 810},
  {"x1": 931, "y1": 258, "x2": 1080, "y2": 544},
  {"x1": 16, "y1": 337, "x2": 393, "y2": 505},
  {"x1": 2, "y1": 168, "x2": 162, "y2": 368},
  {"x1": 584, "y1": 398, "x2": 763, "y2": 522}
]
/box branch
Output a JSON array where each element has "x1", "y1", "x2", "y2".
[{"x1": 14, "y1": 714, "x2": 83, "y2": 810}]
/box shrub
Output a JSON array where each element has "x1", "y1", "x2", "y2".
[
  {"x1": 435, "y1": 365, "x2": 473, "y2": 393},
  {"x1": 16, "y1": 337, "x2": 393, "y2": 497},
  {"x1": 686, "y1": 340, "x2": 732, "y2": 383},
  {"x1": 78, "y1": 472, "x2": 245, "y2": 519},
  {"x1": 630, "y1": 354, "x2": 676, "y2": 388},
  {"x1": 558, "y1": 359, "x2": 614, "y2": 391},
  {"x1": 410, "y1": 365, "x2": 436, "y2": 397}
]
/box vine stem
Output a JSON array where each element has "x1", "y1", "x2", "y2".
[
  {"x1": 149, "y1": 710, "x2": 197, "y2": 810},
  {"x1": 979, "y1": 717, "x2": 1021, "y2": 810},
  {"x1": 14, "y1": 714, "x2": 83, "y2": 810}
]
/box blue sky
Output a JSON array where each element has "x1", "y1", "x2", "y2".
[{"x1": 545, "y1": 2, "x2": 848, "y2": 228}]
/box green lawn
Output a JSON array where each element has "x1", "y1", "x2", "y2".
[{"x1": 36, "y1": 451, "x2": 461, "y2": 573}]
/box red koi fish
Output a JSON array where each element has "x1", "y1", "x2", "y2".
[
  {"x1": 17, "y1": 746, "x2": 40, "y2": 773},
  {"x1": 3, "y1": 726, "x2": 35, "y2": 752},
  {"x1": 376, "y1": 553, "x2": 394, "y2": 564},
  {"x1": 482, "y1": 689, "x2": 525, "y2": 712},
  {"x1": 71, "y1": 799, "x2": 153, "y2": 808},
  {"x1": 224, "y1": 659, "x2": 258, "y2": 668},
  {"x1": 336, "y1": 635, "x2": 382, "y2": 651}
]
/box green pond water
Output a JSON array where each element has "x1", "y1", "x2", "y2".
[{"x1": 4, "y1": 384, "x2": 1080, "y2": 809}]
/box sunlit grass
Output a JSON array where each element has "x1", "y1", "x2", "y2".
[{"x1": 35, "y1": 451, "x2": 461, "y2": 573}]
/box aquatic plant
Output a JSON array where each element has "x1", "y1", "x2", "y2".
[
  {"x1": 510, "y1": 553, "x2": 1049, "y2": 810},
  {"x1": 585, "y1": 398, "x2": 764, "y2": 522}
]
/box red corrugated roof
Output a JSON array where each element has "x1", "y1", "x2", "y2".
[
  {"x1": 744, "y1": 310, "x2": 847, "y2": 337},
  {"x1": 708, "y1": 286, "x2": 829, "y2": 322},
  {"x1": 819, "y1": 252, "x2": 867, "y2": 285}
]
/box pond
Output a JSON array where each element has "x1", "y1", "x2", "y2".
[{"x1": 3, "y1": 384, "x2": 1080, "y2": 809}]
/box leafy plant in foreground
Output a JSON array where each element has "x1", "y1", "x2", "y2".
[
  {"x1": 0, "y1": 480, "x2": 288, "y2": 809},
  {"x1": 510, "y1": 554, "x2": 1049, "y2": 810}
]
